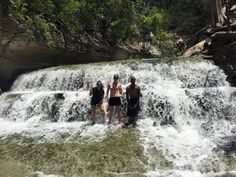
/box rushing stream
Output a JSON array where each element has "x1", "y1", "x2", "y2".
[{"x1": 0, "y1": 59, "x2": 236, "y2": 177}]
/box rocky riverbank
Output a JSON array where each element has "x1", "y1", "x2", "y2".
[
  {"x1": 183, "y1": 27, "x2": 236, "y2": 86},
  {"x1": 207, "y1": 31, "x2": 236, "y2": 86}
]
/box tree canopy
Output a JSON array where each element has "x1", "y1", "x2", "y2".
[{"x1": 0, "y1": 0, "x2": 211, "y2": 47}]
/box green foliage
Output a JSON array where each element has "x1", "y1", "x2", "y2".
[
  {"x1": 57, "y1": 0, "x2": 82, "y2": 29},
  {"x1": 0, "y1": 0, "x2": 210, "y2": 53},
  {"x1": 25, "y1": 0, "x2": 55, "y2": 14},
  {"x1": 138, "y1": 8, "x2": 169, "y2": 41},
  {"x1": 72, "y1": 0, "x2": 141, "y2": 42},
  {"x1": 165, "y1": 0, "x2": 210, "y2": 35},
  {"x1": 32, "y1": 15, "x2": 64, "y2": 47},
  {"x1": 0, "y1": 0, "x2": 11, "y2": 16},
  {"x1": 0, "y1": 0, "x2": 170, "y2": 45}
]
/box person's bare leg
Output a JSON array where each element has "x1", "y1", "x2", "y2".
[
  {"x1": 98, "y1": 104, "x2": 106, "y2": 123},
  {"x1": 116, "y1": 105, "x2": 122, "y2": 124},
  {"x1": 126, "y1": 117, "x2": 129, "y2": 125},
  {"x1": 91, "y1": 105, "x2": 96, "y2": 124},
  {"x1": 108, "y1": 106, "x2": 114, "y2": 124}
]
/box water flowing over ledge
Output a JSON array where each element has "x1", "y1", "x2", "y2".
[{"x1": 0, "y1": 59, "x2": 236, "y2": 177}]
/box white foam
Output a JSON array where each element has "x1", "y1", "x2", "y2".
[
  {"x1": 36, "y1": 171, "x2": 63, "y2": 177},
  {"x1": 0, "y1": 60, "x2": 235, "y2": 176},
  {"x1": 0, "y1": 118, "x2": 111, "y2": 143}
]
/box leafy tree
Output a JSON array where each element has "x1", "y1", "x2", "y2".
[
  {"x1": 0, "y1": 0, "x2": 173, "y2": 46},
  {"x1": 138, "y1": 8, "x2": 168, "y2": 42},
  {"x1": 161, "y1": 0, "x2": 210, "y2": 35},
  {"x1": 0, "y1": 0, "x2": 11, "y2": 16}
]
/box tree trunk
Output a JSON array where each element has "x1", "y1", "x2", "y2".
[
  {"x1": 210, "y1": 0, "x2": 225, "y2": 27},
  {"x1": 224, "y1": 0, "x2": 231, "y2": 31}
]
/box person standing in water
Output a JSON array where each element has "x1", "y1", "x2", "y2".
[
  {"x1": 89, "y1": 81, "x2": 106, "y2": 125},
  {"x1": 124, "y1": 76, "x2": 141, "y2": 127},
  {"x1": 106, "y1": 74, "x2": 123, "y2": 125},
  {"x1": 0, "y1": 88, "x2": 2, "y2": 95}
]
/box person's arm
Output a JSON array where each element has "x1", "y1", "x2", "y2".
[
  {"x1": 119, "y1": 84, "x2": 122, "y2": 94},
  {"x1": 89, "y1": 88, "x2": 93, "y2": 96},
  {"x1": 138, "y1": 86, "x2": 141, "y2": 98},
  {"x1": 126, "y1": 86, "x2": 129, "y2": 102},
  {"x1": 133, "y1": 87, "x2": 141, "y2": 109},
  {"x1": 105, "y1": 84, "x2": 110, "y2": 99},
  {"x1": 101, "y1": 89, "x2": 105, "y2": 99}
]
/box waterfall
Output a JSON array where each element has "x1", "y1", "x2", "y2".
[{"x1": 0, "y1": 59, "x2": 236, "y2": 177}]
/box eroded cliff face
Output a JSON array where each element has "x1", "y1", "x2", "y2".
[
  {"x1": 0, "y1": 17, "x2": 136, "y2": 90},
  {"x1": 207, "y1": 31, "x2": 236, "y2": 86},
  {"x1": 0, "y1": 17, "x2": 169, "y2": 90},
  {"x1": 183, "y1": 30, "x2": 236, "y2": 86}
]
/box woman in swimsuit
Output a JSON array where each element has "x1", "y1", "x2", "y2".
[{"x1": 89, "y1": 81, "x2": 106, "y2": 125}]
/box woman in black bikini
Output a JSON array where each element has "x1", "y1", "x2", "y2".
[{"x1": 89, "y1": 81, "x2": 106, "y2": 125}]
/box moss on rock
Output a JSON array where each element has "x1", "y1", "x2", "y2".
[
  {"x1": 0, "y1": 129, "x2": 146, "y2": 177},
  {"x1": 0, "y1": 160, "x2": 29, "y2": 177},
  {"x1": 147, "y1": 146, "x2": 173, "y2": 170}
]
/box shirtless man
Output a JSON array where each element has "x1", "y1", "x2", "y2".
[
  {"x1": 106, "y1": 74, "x2": 122, "y2": 124},
  {"x1": 124, "y1": 76, "x2": 141, "y2": 127}
]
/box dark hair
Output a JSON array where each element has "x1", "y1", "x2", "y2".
[
  {"x1": 96, "y1": 80, "x2": 104, "y2": 89},
  {"x1": 130, "y1": 76, "x2": 136, "y2": 81},
  {"x1": 114, "y1": 74, "x2": 119, "y2": 80}
]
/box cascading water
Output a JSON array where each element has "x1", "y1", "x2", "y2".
[{"x1": 0, "y1": 59, "x2": 236, "y2": 177}]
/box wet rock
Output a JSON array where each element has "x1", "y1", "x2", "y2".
[
  {"x1": 153, "y1": 121, "x2": 157, "y2": 126},
  {"x1": 231, "y1": 127, "x2": 236, "y2": 134},
  {"x1": 55, "y1": 93, "x2": 65, "y2": 100},
  {"x1": 205, "y1": 32, "x2": 236, "y2": 86},
  {"x1": 160, "y1": 118, "x2": 176, "y2": 126},
  {"x1": 146, "y1": 95, "x2": 174, "y2": 121},
  {"x1": 183, "y1": 40, "x2": 205, "y2": 57},
  {"x1": 222, "y1": 135, "x2": 236, "y2": 154},
  {"x1": 183, "y1": 30, "x2": 236, "y2": 86}
]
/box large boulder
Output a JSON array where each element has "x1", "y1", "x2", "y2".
[
  {"x1": 207, "y1": 32, "x2": 236, "y2": 86},
  {"x1": 208, "y1": 31, "x2": 236, "y2": 57},
  {"x1": 183, "y1": 40, "x2": 205, "y2": 57},
  {"x1": 182, "y1": 31, "x2": 236, "y2": 86}
]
